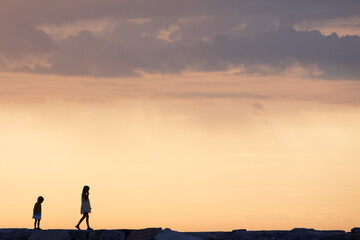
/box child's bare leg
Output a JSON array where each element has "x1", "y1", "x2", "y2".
[
  {"x1": 37, "y1": 219, "x2": 41, "y2": 229},
  {"x1": 34, "y1": 220, "x2": 37, "y2": 229},
  {"x1": 84, "y1": 213, "x2": 92, "y2": 230},
  {"x1": 76, "y1": 214, "x2": 86, "y2": 230},
  {"x1": 86, "y1": 213, "x2": 89, "y2": 228}
]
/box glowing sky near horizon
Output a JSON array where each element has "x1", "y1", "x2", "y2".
[{"x1": 1, "y1": 0, "x2": 360, "y2": 232}]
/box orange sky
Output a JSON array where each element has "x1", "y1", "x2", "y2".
[{"x1": 1, "y1": 70, "x2": 360, "y2": 231}]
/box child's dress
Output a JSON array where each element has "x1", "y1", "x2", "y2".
[{"x1": 81, "y1": 195, "x2": 91, "y2": 214}]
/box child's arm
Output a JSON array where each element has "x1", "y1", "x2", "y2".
[
  {"x1": 82, "y1": 192, "x2": 89, "y2": 201},
  {"x1": 33, "y1": 203, "x2": 40, "y2": 213}
]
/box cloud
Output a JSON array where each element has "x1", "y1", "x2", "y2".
[
  {"x1": 0, "y1": 19, "x2": 56, "y2": 70},
  {"x1": 26, "y1": 27, "x2": 360, "y2": 79},
  {"x1": 41, "y1": 31, "x2": 139, "y2": 77},
  {"x1": 294, "y1": 16, "x2": 360, "y2": 37},
  {"x1": 165, "y1": 92, "x2": 270, "y2": 99},
  {"x1": 157, "y1": 24, "x2": 181, "y2": 43},
  {"x1": 198, "y1": 28, "x2": 360, "y2": 79},
  {"x1": 253, "y1": 103, "x2": 264, "y2": 110},
  {"x1": 2, "y1": 1, "x2": 359, "y2": 25},
  {"x1": 36, "y1": 18, "x2": 116, "y2": 41},
  {"x1": 1, "y1": 0, "x2": 360, "y2": 79}
]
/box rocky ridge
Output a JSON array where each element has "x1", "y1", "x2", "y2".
[{"x1": 1, "y1": 227, "x2": 360, "y2": 240}]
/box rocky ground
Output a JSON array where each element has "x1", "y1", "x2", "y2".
[{"x1": 1, "y1": 227, "x2": 360, "y2": 240}]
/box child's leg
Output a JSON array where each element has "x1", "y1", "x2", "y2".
[
  {"x1": 34, "y1": 219, "x2": 37, "y2": 229},
  {"x1": 85, "y1": 213, "x2": 89, "y2": 228},
  {"x1": 37, "y1": 219, "x2": 41, "y2": 229},
  {"x1": 76, "y1": 214, "x2": 86, "y2": 229},
  {"x1": 83, "y1": 212, "x2": 92, "y2": 230}
]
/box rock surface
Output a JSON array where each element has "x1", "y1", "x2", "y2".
[
  {"x1": 0, "y1": 227, "x2": 358, "y2": 240},
  {"x1": 99, "y1": 230, "x2": 126, "y2": 240},
  {"x1": 127, "y1": 228, "x2": 162, "y2": 240},
  {"x1": 28, "y1": 230, "x2": 71, "y2": 240},
  {"x1": 155, "y1": 229, "x2": 202, "y2": 240}
]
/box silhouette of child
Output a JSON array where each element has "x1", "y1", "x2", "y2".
[
  {"x1": 75, "y1": 185, "x2": 93, "y2": 230},
  {"x1": 33, "y1": 196, "x2": 44, "y2": 230}
]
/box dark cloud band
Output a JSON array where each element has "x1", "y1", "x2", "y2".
[{"x1": 1, "y1": 0, "x2": 360, "y2": 79}]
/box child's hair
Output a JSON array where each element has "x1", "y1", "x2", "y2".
[
  {"x1": 38, "y1": 196, "x2": 44, "y2": 202},
  {"x1": 82, "y1": 185, "x2": 90, "y2": 194}
]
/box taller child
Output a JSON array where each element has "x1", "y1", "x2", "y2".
[{"x1": 75, "y1": 185, "x2": 93, "y2": 230}]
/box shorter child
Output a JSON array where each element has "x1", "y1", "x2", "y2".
[{"x1": 33, "y1": 196, "x2": 44, "y2": 230}]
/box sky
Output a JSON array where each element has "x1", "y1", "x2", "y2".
[{"x1": 1, "y1": 0, "x2": 360, "y2": 232}]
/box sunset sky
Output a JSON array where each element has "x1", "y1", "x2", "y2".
[{"x1": 1, "y1": 0, "x2": 360, "y2": 232}]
